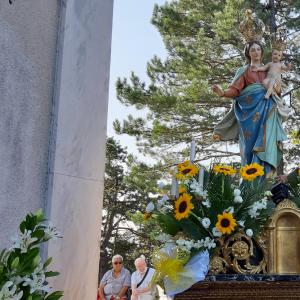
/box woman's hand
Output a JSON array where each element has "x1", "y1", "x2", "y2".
[{"x1": 212, "y1": 84, "x2": 225, "y2": 97}]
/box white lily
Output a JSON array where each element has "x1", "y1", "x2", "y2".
[
  {"x1": 10, "y1": 230, "x2": 38, "y2": 253},
  {"x1": 43, "y1": 223, "x2": 62, "y2": 240},
  {"x1": 237, "y1": 220, "x2": 245, "y2": 227},
  {"x1": 0, "y1": 281, "x2": 23, "y2": 300},
  {"x1": 224, "y1": 206, "x2": 234, "y2": 214},
  {"x1": 189, "y1": 179, "x2": 207, "y2": 198},
  {"x1": 23, "y1": 273, "x2": 51, "y2": 294}
]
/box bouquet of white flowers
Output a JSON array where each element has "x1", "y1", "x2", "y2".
[{"x1": 0, "y1": 210, "x2": 63, "y2": 300}]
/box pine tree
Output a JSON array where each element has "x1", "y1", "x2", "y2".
[
  {"x1": 100, "y1": 138, "x2": 161, "y2": 277},
  {"x1": 115, "y1": 0, "x2": 300, "y2": 166}
]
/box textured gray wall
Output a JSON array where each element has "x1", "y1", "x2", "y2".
[
  {"x1": 0, "y1": 0, "x2": 113, "y2": 299},
  {"x1": 0, "y1": 1, "x2": 59, "y2": 247}
]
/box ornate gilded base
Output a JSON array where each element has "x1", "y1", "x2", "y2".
[{"x1": 175, "y1": 279, "x2": 300, "y2": 299}]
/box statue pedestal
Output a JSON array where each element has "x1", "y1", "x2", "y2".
[
  {"x1": 176, "y1": 199, "x2": 300, "y2": 299},
  {"x1": 175, "y1": 275, "x2": 300, "y2": 299}
]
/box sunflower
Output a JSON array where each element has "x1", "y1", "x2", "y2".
[
  {"x1": 216, "y1": 212, "x2": 237, "y2": 235},
  {"x1": 240, "y1": 163, "x2": 264, "y2": 181},
  {"x1": 174, "y1": 193, "x2": 194, "y2": 220},
  {"x1": 213, "y1": 164, "x2": 236, "y2": 176},
  {"x1": 176, "y1": 161, "x2": 198, "y2": 180}
]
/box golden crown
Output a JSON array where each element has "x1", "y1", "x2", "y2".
[
  {"x1": 239, "y1": 9, "x2": 265, "y2": 43},
  {"x1": 271, "y1": 30, "x2": 287, "y2": 51}
]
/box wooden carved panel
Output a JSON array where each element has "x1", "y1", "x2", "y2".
[{"x1": 174, "y1": 281, "x2": 300, "y2": 299}]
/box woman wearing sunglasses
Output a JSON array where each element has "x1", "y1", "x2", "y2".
[{"x1": 98, "y1": 254, "x2": 131, "y2": 300}]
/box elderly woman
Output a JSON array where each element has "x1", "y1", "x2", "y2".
[
  {"x1": 212, "y1": 41, "x2": 290, "y2": 178},
  {"x1": 98, "y1": 254, "x2": 131, "y2": 300}
]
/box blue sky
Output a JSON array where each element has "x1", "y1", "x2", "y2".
[{"x1": 107, "y1": 0, "x2": 167, "y2": 155}]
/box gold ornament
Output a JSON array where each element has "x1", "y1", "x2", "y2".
[{"x1": 239, "y1": 9, "x2": 265, "y2": 43}]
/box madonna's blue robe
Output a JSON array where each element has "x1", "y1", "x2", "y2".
[{"x1": 214, "y1": 66, "x2": 290, "y2": 177}]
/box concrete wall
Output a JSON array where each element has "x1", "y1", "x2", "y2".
[
  {"x1": 0, "y1": 0, "x2": 59, "y2": 248},
  {"x1": 0, "y1": 0, "x2": 114, "y2": 299},
  {"x1": 47, "y1": 0, "x2": 113, "y2": 298}
]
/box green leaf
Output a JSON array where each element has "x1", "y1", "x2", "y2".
[
  {"x1": 11, "y1": 257, "x2": 19, "y2": 269},
  {"x1": 157, "y1": 214, "x2": 181, "y2": 235},
  {"x1": 35, "y1": 209, "x2": 44, "y2": 222},
  {"x1": 18, "y1": 248, "x2": 40, "y2": 273},
  {"x1": 45, "y1": 291, "x2": 64, "y2": 300},
  {"x1": 179, "y1": 218, "x2": 207, "y2": 240},
  {"x1": 43, "y1": 257, "x2": 53, "y2": 268},
  {"x1": 45, "y1": 271, "x2": 60, "y2": 277},
  {"x1": 32, "y1": 254, "x2": 41, "y2": 268}
]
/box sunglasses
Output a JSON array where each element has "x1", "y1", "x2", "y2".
[{"x1": 113, "y1": 261, "x2": 123, "y2": 265}]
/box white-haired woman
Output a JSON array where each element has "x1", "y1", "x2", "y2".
[{"x1": 98, "y1": 255, "x2": 131, "y2": 300}]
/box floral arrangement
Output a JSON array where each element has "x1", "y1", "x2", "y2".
[
  {"x1": 144, "y1": 160, "x2": 277, "y2": 295},
  {"x1": 0, "y1": 210, "x2": 63, "y2": 300}
]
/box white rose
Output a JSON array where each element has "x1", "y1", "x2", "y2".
[
  {"x1": 234, "y1": 196, "x2": 243, "y2": 203},
  {"x1": 246, "y1": 229, "x2": 253, "y2": 237},
  {"x1": 212, "y1": 227, "x2": 222, "y2": 237},
  {"x1": 234, "y1": 189, "x2": 241, "y2": 196},
  {"x1": 201, "y1": 218, "x2": 211, "y2": 228}
]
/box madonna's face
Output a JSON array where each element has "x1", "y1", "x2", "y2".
[{"x1": 248, "y1": 43, "x2": 262, "y2": 62}]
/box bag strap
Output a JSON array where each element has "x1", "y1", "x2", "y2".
[{"x1": 136, "y1": 267, "x2": 149, "y2": 288}]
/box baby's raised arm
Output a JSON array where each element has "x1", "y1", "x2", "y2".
[{"x1": 281, "y1": 62, "x2": 293, "y2": 72}]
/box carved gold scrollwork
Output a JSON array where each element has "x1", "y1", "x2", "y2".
[
  {"x1": 209, "y1": 256, "x2": 228, "y2": 274},
  {"x1": 209, "y1": 230, "x2": 267, "y2": 275}
]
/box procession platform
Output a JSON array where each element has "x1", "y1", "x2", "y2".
[{"x1": 175, "y1": 275, "x2": 300, "y2": 299}]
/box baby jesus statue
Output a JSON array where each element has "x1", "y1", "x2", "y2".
[{"x1": 253, "y1": 48, "x2": 292, "y2": 99}]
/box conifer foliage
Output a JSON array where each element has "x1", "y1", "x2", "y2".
[{"x1": 115, "y1": 0, "x2": 300, "y2": 164}]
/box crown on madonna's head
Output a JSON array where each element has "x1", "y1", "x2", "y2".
[
  {"x1": 239, "y1": 9, "x2": 265, "y2": 43},
  {"x1": 271, "y1": 30, "x2": 287, "y2": 52}
]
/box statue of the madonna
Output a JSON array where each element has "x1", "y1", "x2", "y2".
[{"x1": 212, "y1": 10, "x2": 290, "y2": 178}]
